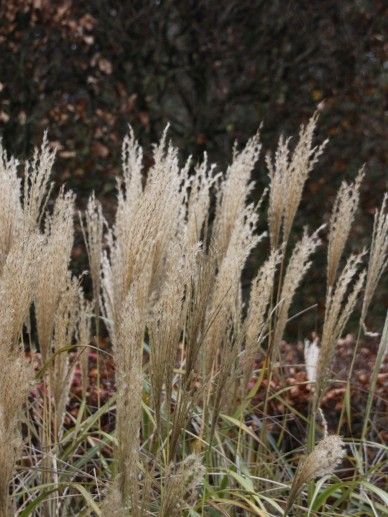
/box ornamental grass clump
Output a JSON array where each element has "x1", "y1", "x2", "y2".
[{"x1": 0, "y1": 114, "x2": 386, "y2": 516}]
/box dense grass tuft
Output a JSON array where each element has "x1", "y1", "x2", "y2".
[{"x1": 0, "y1": 114, "x2": 386, "y2": 516}]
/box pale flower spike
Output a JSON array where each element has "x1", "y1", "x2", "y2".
[{"x1": 304, "y1": 337, "x2": 320, "y2": 383}]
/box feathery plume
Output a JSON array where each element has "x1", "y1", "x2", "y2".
[
  {"x1": 35, "y1": 189, "x2": 75, "y2": 362},
  {"x1": 0, "y1": 145, "x2": 23, "y2": 268},
  {"x1": 267, "y1": 112, "x2": 327, "y2": 250},
  {"x1": 102, "y1": 127, "x2": 186, "y2": 335},
  {"x1": 185, "y1": 155, "x2": 218, "y2": 249},
  {"x1": 120, "y1": 126, "x2": 144, "y2": 214},
  {"x1": 22, "y1": 132, "x2": 55, "y2": 233},
  {"x1": 361, "y1": 193, "x2": 388, "y2": 329},
  {"x1": 212, "y1": 131, "x2": 261, "y2": 261},
  {"x1": 272, "y1": 227, "x2": 323, "y2": 359},
  {"x1": 285, "y1": 434, "x2": 346, "y2": 516},
  {"x1": 243, "y1": 249, "x2": 281, "y2": 385},
  {"x1": 204, "y1": 202, "x2": 263, "y2": 372},
  {"x1": 0, "y1": 236, "x2": 43, "y2": 348},
  {"x1": 327, "y1": 168, "x2": 364, "y2": 287},
  {"x1": 80, "y1": 193, "x2": 104, "y2": 318},
  {"x1": 160, "y1": 455, "x2": 205, "y2": 517},
  {"x1": 317, "y1": 252, "x2": 366, "y2": 399}
]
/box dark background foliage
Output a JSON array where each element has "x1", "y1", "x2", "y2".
[{"x1": 0, "y1": 0, "x2": 386, "y2": 332}]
